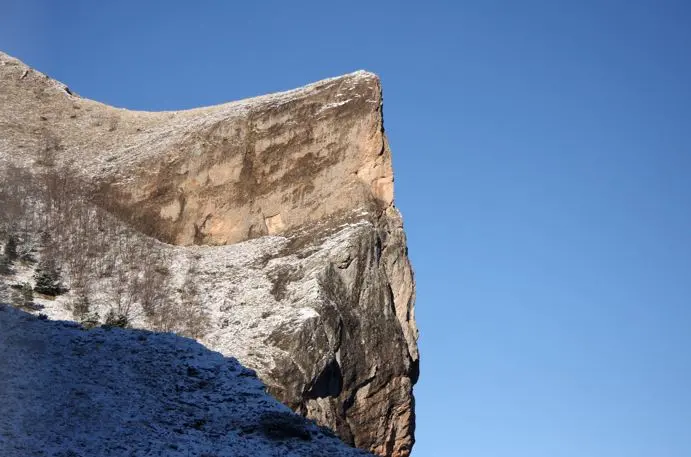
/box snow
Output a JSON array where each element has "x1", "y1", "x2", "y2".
[
  {"x1": 317, "y1": 99, "x2": 352, "y2": 113},
  {"x1": 0, "y1": 304, "x2": 372, "y2": 457},
  {"x1": 296, "y1": 307, "x2": 320, "y2": 321},
  {"x1": 0, "y1": 192, "x2": 377, "y2": 381}
]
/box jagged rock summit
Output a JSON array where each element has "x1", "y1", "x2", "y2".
[{"x1": 0, "y1": 51, "x2": 418, "y2": 457}]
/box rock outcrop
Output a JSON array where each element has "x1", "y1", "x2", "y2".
[{"x1": 0, "y1": 51, "x2": 418, "y2": 456}]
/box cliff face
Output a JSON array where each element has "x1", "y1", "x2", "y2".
[{"x1": 0, "y1": 51, "x2": 418, "y2": 456}]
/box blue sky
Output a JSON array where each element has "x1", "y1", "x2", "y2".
[{"x1": 2, "y1": 1, "x2": 691, "y2": 456}]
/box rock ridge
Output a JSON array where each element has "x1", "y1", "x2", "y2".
[{"x1": 0, "y1": 50, "x2": 418, "y2": 457}]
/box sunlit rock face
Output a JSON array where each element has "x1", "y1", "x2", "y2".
[{"x1": 0, "y1": 51, "x2": 419, "y2": 457}]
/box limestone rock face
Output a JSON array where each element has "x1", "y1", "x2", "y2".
[{"x1": 0, "y1": 51, "x2": 418, "y2": 457}]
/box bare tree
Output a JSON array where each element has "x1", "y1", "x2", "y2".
[{"x1": 179, "y1": 262, "x2": 210, "y2": 339}]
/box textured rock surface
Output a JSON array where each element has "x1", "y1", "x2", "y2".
[{"x1": 0, "y1": 51, "x2": 418, "y2": 456}]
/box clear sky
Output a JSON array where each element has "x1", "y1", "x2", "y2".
[{"x1": 2, "y1": 1, "x2": 691, "y2": 456}]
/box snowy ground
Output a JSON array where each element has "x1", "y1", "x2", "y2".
[{"x1": 0, "y1": 304, "x2": 371, "y2": 457}]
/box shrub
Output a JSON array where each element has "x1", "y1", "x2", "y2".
[
  {"x1": 178, "y1": 265, "x2": 210, "y2": 338},
  {"x1": 259, "y1": 410, "x2": 312, "y2": 441},
  {"x1": 80, "y1": 311, "x2": 101, "y2": 329},
  {"x1": 11, "y1": 282, "x2": 36, "y2": 310},
  {"x1": 103, "y1": 309, "x2": 128, "y2": 328}
]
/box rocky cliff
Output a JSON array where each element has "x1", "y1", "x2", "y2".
[{"x1": 0, "y1": 51, "x2": 418, "y2": 457}]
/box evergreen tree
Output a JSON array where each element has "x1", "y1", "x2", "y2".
[
  {"x1": 13, "y1": 282, "x2": 34, "y2": 309},
  {"x1": 0, "y1": 255, "x2": 11, "y2": 275},
  {"x1": 4, "y1": 235, "x2": 17, "y2": 261},
  {"x1": 72, "y1": 293, "x2": 91, "y2": 320},
  {"x1": 22, "y1": 283, "x2": 33, "y2": 302},
  {"x1": 0, "y1": 278, "x2": 9, "y2": 303},
  {"x1": 33, "y1": 257, "x2": 66, "y2": 296},
  {"x1": 0, "y1": 235, "x2": 17, "y2": 275}
]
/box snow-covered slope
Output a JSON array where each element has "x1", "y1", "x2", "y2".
[{"x1": 0, "y1": 304, "x2": 371, "y2": 457}]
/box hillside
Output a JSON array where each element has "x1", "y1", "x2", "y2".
[{"x1": 0, "y1": 304, "x2": 372, "y2": 457}]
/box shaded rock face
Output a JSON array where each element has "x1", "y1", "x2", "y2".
[
  {"x1": 262, "y1": 209, "x2": 418, "y2": 456},
  {"x1": 0, "y1": 51, "x2": 418, "y2": 457}
]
